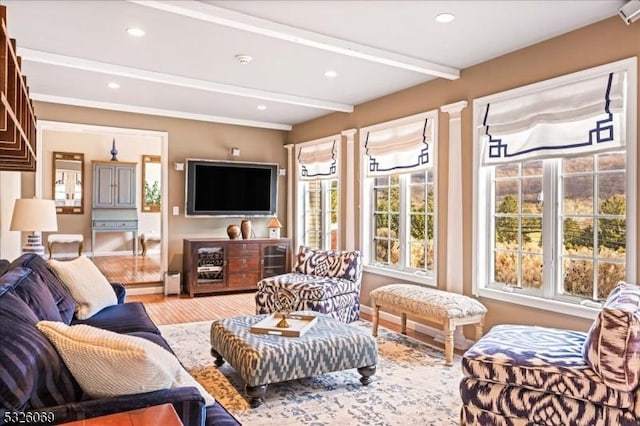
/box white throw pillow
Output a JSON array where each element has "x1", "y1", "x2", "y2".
[
  {"x1": 47, "y1": 256, "x2": 117, "y2": 319},
  {"x1": 36, "y1": 321, "x2": 215, "y2": 406}
]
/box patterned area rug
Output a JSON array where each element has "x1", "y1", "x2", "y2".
[{"x1": 159, "y1": 320, "x2": 462, "y2": 425}]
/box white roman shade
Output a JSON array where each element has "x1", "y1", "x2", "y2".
[
  {"x1": 365, "y1": 118, "x2": 433, "y2": 176},
  {"x1": 297, "y1": 139, "x2": 337, "y2": 180},
  {"x1": 480, "y1": 71, "x2": 626, "y2": 165}
]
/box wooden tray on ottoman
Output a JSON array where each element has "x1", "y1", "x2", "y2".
[{"x1": 250, "y1": 313, "x2": 317, "y2": 337}]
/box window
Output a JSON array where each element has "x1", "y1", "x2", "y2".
[
  {"x1": 372, "y1": 171, "x2": 435, "y2": 271},
  {"x1": 301, "y1": 178, "x2": 338, "y2": 250},
  {"x1": 474, "y1": 58, "x2": 637, "y2": 318},
  {"x1": 296, "y1": 137, "x2": 340, "y2": 250},
  {"x1": 360, "y1": 110, "x2": 438, "y2": 284}
]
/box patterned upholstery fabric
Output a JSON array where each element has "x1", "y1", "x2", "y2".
[
  {"x1": 3, "y1": 267, "x2": 64, "y2": 322},
  {"x1": 583, "y1": 282, "x2": 640, "y2": 392},
  {"x1": 210, "y1": 313, "x2": 377, "y2": 387},
  {"x1": 370, "y1": 283, "x2": 487, "y2": 320},
  {"x1": 460, "y1": 379, "x2": 640, "y2": 426},
  {"x1": 256, "y1": 247, "x2": 363, "y2": 322},
  {"x1": 461, "y1": 323, "x2": 640, "y2": 425},
  {"x1": 10, "y1": 253, "x2": 76, "y2": 324},
  {"x1": 0, "y1": 291, "x2": 82, "y2": 411},
  {"x1": 0, "y1": 259, "x2": 9, "y2": 276},
  {"x1": 294, "y1": 246, "x2": 362, "y2": 282},
  {"x1": 463, "y1": 325, "x2": 634, "y2": 408}
]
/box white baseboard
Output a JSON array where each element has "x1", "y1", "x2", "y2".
[
  {"x1": 360, "y1": 305, "x2": 474, "y2": 350},
  {"x1": 126, "y1": 285, "x2": 164, "y2": 295},
  {"x1": 93, "y1": 250, "x2": 140, "y2": 257}
]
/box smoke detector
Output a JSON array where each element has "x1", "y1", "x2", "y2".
[{"x1": 235, "y1": 54, "x2": 253, "y2": 64}]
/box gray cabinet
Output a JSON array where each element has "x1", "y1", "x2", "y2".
[
  {"x1": 92, "y1": 162, "x2": 136, "y2": 208},
  {"x1": 91, "y1": 161, "x2": 138, "y2": 256}
]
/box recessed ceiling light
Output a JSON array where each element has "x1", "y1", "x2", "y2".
[
  {"x1": 435, "y1": 13, "x2": 455, "y2": 23},
  {"x1": 126, "y1": 27, "x2": 145, "y2": 37},
  {"x1": 324, "y1": 70, "x2": 338, "y2": 78},
  {"x1": 107, "y1": 82, "x2": 120, "y2": 89},
  {"x1": 257, "y1": 105, "x2": 267, "y2": 111}
]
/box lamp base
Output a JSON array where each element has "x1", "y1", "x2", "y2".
[
  {"x1": 269, "y1": 228, "x2": 280, "y2": 239},
  {"x1": 22, "y1": 233, "x2": 46, "y2": 257}
]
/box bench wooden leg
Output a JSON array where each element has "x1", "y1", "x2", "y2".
[
  {"x1": 475, "y1": 316, "x2": 485, "y2": 340},
  {"x1": 48, "y1": 242, "x2": 54, "y2": 259},
  {"x1": 372, "y1": 305, "x2": 380, "y2": 337},
  {"x1": 444, "y1": 320, "x2": 454, "y2": 366},
  {"x1": 401, "y1": 312, "x2": 407, "y2": 335},
  {"x1": 78, "y1": 241, "x2": 83, "y2": 257},
  {"x1": 140, "y1": 238, "x2": 147, "y2": 257}
]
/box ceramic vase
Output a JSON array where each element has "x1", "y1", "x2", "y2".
[
  {"x1": 227, "y1": 224, "x2": 241, "y2": 239},
  {"x1": 241, "y1": 219, "x2": 252, "y2": 239}
]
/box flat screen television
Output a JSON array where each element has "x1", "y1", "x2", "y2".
[{"x1": 185, "y1": 159, "x2": 278, "y2": 216}]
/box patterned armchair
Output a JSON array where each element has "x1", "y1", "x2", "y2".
[
  {"x1": 255, "y1": 246, "x2": 362, "y2": 322},
  {"x1": 460, "y1": 282, "x2": 640, "y2": 425}
]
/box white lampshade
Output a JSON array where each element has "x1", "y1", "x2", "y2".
[
  {"x1": 10, "y1": 198, "x2": 58, "y2": 257},
  {"x1": 10, "y1": 198, "x2": 58, "y2": 232},
  {"x1": 267, "y1": 216, "x2": 282, "y2": 229}
]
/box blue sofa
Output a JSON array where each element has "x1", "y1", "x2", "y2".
[{"x1": 0, "y1": 253, "x2": 238, "y2": 426}]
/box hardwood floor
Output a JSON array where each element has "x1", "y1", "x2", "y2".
[
  {"x1": 129, "y1": 292, "x2": 256, "y2": 325},
  {"x1": 127, "y1": 292, "x2": 456, "y2": 354},
  {"x1": 94, "y1": 254, "x2": 162, "y2": 285}
]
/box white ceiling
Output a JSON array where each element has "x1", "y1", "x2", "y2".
[{"x1": 3, "y1": 0, "x2": 623, "y2": 131}]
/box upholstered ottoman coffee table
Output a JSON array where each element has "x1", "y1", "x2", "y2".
[{"x1": 210, "y1": 312, "x2": 377, "y2": 407}]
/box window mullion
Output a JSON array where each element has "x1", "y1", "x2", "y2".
[
  {"x1": 542, "y1": 159, "x2": 558, "y2": 299},
  {"x1": 301, "y1": 182, "x2": 308, "y2": 246},
  {"x1": 592, "y1": 157, "x2": 600, "y2": 301},
  {"x1": 399, "y1": 175, "x2": 408, "y2": 269},
  {"x1": 320, "y1": 180, "x2": 327, "y2": 250},
  {"x1": 487, "y1": 167, "x2": 496, "y2": 286}
]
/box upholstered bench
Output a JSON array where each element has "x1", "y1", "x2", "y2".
[
  {"x1": 139, "y1": 232, "x2": 161, "y2": 256},
  {"x1": 370, "y1": 284, "x2": 487, "y2": 366},
  {"x1": 210, "y1": 312, "x2": 377, "y2": 407},
  {"x1": 47, "y1": 234, "x2": 84, "y2": 259}
]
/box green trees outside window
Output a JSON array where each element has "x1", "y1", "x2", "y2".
[{"x1": 492, "y1": 153, "x2": 627, "y2": 301}]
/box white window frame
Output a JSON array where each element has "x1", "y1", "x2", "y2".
[
  {"x1": 360, "y1": 109, "x2": 439, "y2": 286},
  {"x1": 473, "y1": 57, "x2": 637, "y2": 319},
  {"x1": 295, "y1": 135, "x2": 341, "y2": 251}
]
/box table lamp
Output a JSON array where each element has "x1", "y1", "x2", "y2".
[
  {"x1": 10, "y1": 198, "x2": 58, "y2": 256},
  {"x1": 267, "y1": 216, "x2": 282, "y2": 239}
]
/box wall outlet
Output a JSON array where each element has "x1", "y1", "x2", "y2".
[
  {"x1": 279, "y1": 168, "x2": 286, "y2": 176},
  {"x1": 172, "y1": 206, "x2": 179, "y2": 215}
]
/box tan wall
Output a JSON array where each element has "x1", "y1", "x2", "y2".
[
  {"x1": 32, "y1": 103, "x2": 288, "y2": 271},
  {"x1": 287, "y1": 16, "x2": 640, "y2": 334}
]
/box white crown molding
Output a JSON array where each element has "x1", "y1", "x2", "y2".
[
  {"x1": 32, "y1": 93, "x2": 293, "y2": 131},
  {"x1": 19, "y1": 48, "x2": 353, "y2": 113},
  {"x1": 129, "y1": 0, "x2": 460, "y2": 80}
]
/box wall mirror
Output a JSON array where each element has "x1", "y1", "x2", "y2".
[
  {"x1": 53, "y1": 151, "x2": 84, "y2": 214},
  {"x1": 142, "y1": 155, "x2": 161, "y2": 212}
]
